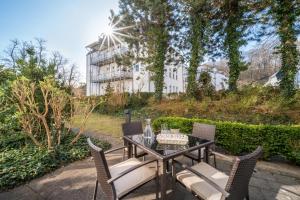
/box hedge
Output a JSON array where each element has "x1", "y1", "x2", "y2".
[{"x1": 152, "y1": 117, "x2": 300, "y2": 165}]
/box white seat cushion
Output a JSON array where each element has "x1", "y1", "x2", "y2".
[
  {"x1": 109, "y1": 158, "x2": 156, "y2": 198},
  {"x1": 176, "y1": 162, "x2": 229, "y2": 200}
]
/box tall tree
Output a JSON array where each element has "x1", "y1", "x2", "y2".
[
  {"x1": 213, "y1": 0, "x2": 257, "y2": 91},
  {"x1": 269, "y1": 0, "x2": 300, "y2": 97},
  {"x1": 176, "y1": 0, "x2": 211, "y2": 98},
  {"x1": 118, "y1": 0, "x2": 173, "y2": 101}
]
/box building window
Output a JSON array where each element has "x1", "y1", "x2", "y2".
[
  {"x1": 169, "y1": 69, "x2": 172, "y2": 78},
  {"x1": 175, "y1": 72, "x2": 178, "y2": 80},
  {"x1": 169, "y1": 85, "x2": 172, "y2": 93},
  {"x1": 173, "y1": 86, "x2": 175, "y2": 93},
  {"x1": 134, "y1": 64, "x2": 139, "y2": 72}
]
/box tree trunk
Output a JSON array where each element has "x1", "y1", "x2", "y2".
[
  {"x1": 187, "y1": 11, "x2": 204, "y2": 98},
  {"x1": 275, "y1": 0, "x2": 299, "y2": 97},
  {"x1": 27, "y1": 133, "x2": 42, "y2": 147},
  {"x1": 40, "y1": 116, "x2": 52, "y2": 150}
]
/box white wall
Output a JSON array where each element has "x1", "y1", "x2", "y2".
[{"x1": 86, "y1": 49, "x2": 187, "y2": 96}]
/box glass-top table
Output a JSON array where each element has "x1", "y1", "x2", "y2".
[
  {"x1": 123, "y1": 134, "x2": 214, "y2": 200},
  {"x1": 124, "y1": 134, "x2": 213, "y2": 158}
]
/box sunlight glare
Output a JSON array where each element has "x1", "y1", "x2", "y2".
[{"x1": 99, "y1": 16, "x2": 135, "y2": 51}]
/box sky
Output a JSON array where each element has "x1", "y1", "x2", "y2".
[{"x1": 0, "y1": 0, "x2": 119, "y2": 83}]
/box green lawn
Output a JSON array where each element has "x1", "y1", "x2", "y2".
[{"x1": 72, "y1": 113, "x2": 125, "y2": 138}]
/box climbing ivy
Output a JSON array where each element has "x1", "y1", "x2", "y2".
[
  {"x1": 118, "y1": 0, "x2": 172, "y2": 101},
  {"x1": 186, "y1": 1, "x2": 208, "y2": 98},
  {"x1": 270, "y1": 0, "x2": 300, "y2": 98}
]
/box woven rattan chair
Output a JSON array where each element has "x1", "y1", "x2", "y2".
[
  {"x1": 122, "y1": 121, "x2": 148, "y2": 159},
  {"x1": 183, "y1": 123, "x2": 218, "y2": 166},
  {"x1": 173, "y1": 146, "x2": 262, "y2": 200},
  {"x1": 87, "y1": 138, "x2": 159, "y2": 200}
]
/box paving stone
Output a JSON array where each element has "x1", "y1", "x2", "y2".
[
  {"x1": 273, "y1": 174, "x2": 300, "y2": 186},
  {"x1": 1, "y1": 132, "x2": 300, "y2": 200},
  {"x1": 250, "y1": 177, "x2": 273, "y2": 190},
  {"x1": 276, "y1": 188, "x2": 300, "y2": 200},
  {"x1": 0, "y1": 186, "x2": 43, "y2": 200},
  {"x1": 249, "y1": 186, "x2": 265, "y2": 200}
]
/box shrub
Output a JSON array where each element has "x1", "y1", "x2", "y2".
[
  {"x1": 152, "y1": 117, "x2": 300, "y2": 165},
  {"x1": 0, "y1": 132, "x2": 28, "y2": 150},
  {"x1": 0, "y1": 132, "x2": 111, "y2": 191}
]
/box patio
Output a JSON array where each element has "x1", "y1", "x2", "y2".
[{"x1": 1, "y1": 132, "x2": 300, "y2": 200}]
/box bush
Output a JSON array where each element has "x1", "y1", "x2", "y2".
[
  {"x1": 0, "y1": 132, "x2": 111, "y2": 191},
  {"x1": 0, "y1": 132, "x2": 28, "y2": 150},
  {"x1": 152, "y1": 117, "x2": 300, "y2": 165},
  {"x1": 95, "y1": 92, "x2": 153, "y2": 115}
]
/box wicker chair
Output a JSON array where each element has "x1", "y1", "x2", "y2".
[
  {"x1": 183, "y1": 123, "x2": 218, "y2": 166},
  {"x1": 122, "y1": 121, "x2": 148, "y2": 159},
  {"x1": 173, "y1": 146, "x2": 262, "y2": 200},
  {"x1": 87, "y1": 138, "x2": 159, "y2": 200}
]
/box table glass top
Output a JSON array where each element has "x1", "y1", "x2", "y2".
[{"x1": 125, "y1": 134, "x2": 212, "y2": 157}]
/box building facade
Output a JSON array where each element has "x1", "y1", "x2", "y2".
[{"x1": 86, "y1": 41, "x2": 186, "y2": 96}]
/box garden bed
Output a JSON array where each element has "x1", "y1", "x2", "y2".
[{"x1": 0, "y1": 132, "x2": 111, "y2": 191}]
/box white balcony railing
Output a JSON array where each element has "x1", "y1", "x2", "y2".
[
  {"x1": 91, "y1": 71, "x2": 133, "y2": 83},
  {"x1": 90, "y1": 46, "x2": 128, "y2": 65}
]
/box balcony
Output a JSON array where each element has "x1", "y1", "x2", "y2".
[
  {"x1": 91, "y1": 71, "x2": 133, "y2": 83},
  {"x1": 90, "y1": 46, "x2": 128, "y2": 66}
]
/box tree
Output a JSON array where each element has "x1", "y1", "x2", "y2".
[
  {"x1": 269, "y1": 0, "x2": 300, "y2": 97},
  {"x1": 12, "y1": 77, "x2": 54, "y2": 150},
  {"x1": 198, "y1": 71, "x2": 215, "y2": 97},
  {"x1": 175, "y1": 0, "x2": 211, "y2": 98},
  {"x1": 118, "y1": 0, "x2": 173, "y2": 101},
  {"x1": 50, "y1": 51, "x2": 80, "y2": 89},
  {"x1": 12, "y1": 76, "x2": 98, "y2": 149},
  {"x1": 212, "y1": 0, "x2": 257, "y2": 91},
  {"x1": 0, "y1": 65, "x2": 17, "y2": 132},
  {"x1": 1, "y1": 39, "x2": 80, "y2": 88}
]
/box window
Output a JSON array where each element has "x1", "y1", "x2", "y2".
[
  {"x1": 173, "y1": 86, "x2": 175, "y2": 93},
  {"x1": 169, "y1": 85, "x2": 172, "y2": 93},
  {"x1": 173, "y1": 71, "x2": 175, "y2": 79},
  {"x1": 175, "y1": 72, "x2": 178, "y2": 80},
  {"x1": 134, "y1": 64, "x2": 139, "y2": 72},
  {"x1": 169, "y1": 69, "x2": 172, "y2": 78}
]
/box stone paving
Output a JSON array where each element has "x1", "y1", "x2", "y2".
[{"x1": 1, "y1": 133, "x2": 300, "y2": 200}]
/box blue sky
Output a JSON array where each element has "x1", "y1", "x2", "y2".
[{"x1": 0, "y1": 0, "x2": 119, "y2": 82}]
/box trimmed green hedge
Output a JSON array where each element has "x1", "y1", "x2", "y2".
[{"x1": 152, "y1": 117, "x2": 300, "y2": 165}]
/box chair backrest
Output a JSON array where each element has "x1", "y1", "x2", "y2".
[
  {"x1": 225, "y1": 146, "x2": 263, "y2": 200},
  {"x1": 122, "y1": 121, "x2": 143, "y2": 136},
  {"x1": 87, "y1": 138, "x2": 116, "y2": 200},
  {"x1": 192, "y1": 122, "x2": 216, "y2": 142}
]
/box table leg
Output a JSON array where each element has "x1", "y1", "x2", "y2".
[
  {"x1": 127, "y1": 141, "x2": 132, "y2": 158},
  {"x1": 160, "y1": 160, "x2": 167, "y2": 200},
  {"x1": 205, "y1": 146, "x2": 209, "y2": 163}
]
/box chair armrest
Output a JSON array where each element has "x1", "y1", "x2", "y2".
[
  {"x1": 210, "y1": 150, "x2": 234, "y2": 162},
  {"x1": 182, "y1": 164, "x2": 230, "y2": 198},
  {"x1": 104, "y1": 146, "x2": 126, "y2": 154},
  {"x1": 107, "y1": 159, "x2": 158, "y2": 184}
]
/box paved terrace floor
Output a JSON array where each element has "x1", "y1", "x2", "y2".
[{"x1": 1, "y1": 132, "x2": 300, "y2": 200}]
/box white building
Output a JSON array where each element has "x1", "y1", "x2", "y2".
[
  {"x1": 86, "y1": 41, "x2": 186, "y2": 96},
  {"x1": 197, "y1": 64, "x2": 229, "y2": 91},
  {"x1": 264, "y1": 69, "x2": 300, "y2": 88}
]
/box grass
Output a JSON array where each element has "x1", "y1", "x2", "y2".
[{"x1": 72, "y1": 113, "x2": 124, "y2": 138}]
